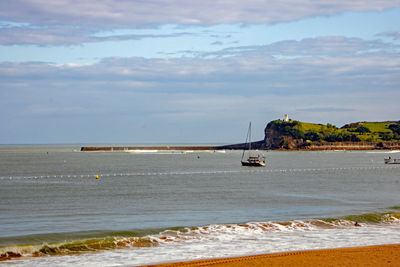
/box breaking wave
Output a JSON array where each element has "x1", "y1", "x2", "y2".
[{"x1": 1, "y1": 211, "x2": 399, "y2": 261}]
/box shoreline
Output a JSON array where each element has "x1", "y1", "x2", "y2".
[{"x1": 142, "y1": 244, "x2": 400, "y2": 267}]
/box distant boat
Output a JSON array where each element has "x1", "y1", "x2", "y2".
[
  {"x1": 384, "y1": 157, "x2": 400, "y2": 164},
  {"x1": 241, "y1": 122, "x2": 266, "y2": 167}
]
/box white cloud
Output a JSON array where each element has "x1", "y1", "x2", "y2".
[
  {"x1": 1, "y1": 36, "x2": 399, "y2": 93},
  {"x1": 199, "y1": 36, "x2": 399, "y2": 58},
  {"x1": 1, "y1": 0, "x2": 400, "y2": 27},
  {"x1": 0, "y1": 26, "x2": 194, "y2": 45}
]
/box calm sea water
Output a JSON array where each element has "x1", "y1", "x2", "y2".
[{"x1": 1, "y1": 145, "x2": 400, "y2": 266}]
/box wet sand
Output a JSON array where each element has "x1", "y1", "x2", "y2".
[{"x1": 143, "y1": 244, "x2": 400, "y2": 267}]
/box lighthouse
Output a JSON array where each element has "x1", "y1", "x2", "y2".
[{"x1": 284, "y1": 114, "x2": 289, "y2": 122}]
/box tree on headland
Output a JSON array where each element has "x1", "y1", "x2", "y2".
[
  {"x1": 354, "y1": 126, "x2": 371, "y2": 134},
  {"x1": 379, "y1": 132, "x2": 394, "y2": 141},
  {"x1": 304, "y1": 130, "x2": 321, "y2": 141},
  {"x1": 389, "y1": 123, "x2": 400, "y2": 139},
  {"x1": 269, "y1": 120, "x2": 305, "y2": 139}
]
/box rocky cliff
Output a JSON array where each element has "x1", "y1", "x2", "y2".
[{"x1": 261, "y1": 120, "x2": 304, "y2": 149}]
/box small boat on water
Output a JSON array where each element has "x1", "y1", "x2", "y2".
[
  {"x1": 241, "y1": 122, "x2": 266, "y2": 167},
  {"x1": 384, "y1": 157, "x2": 400, "y2": 164},
  {"x1": 241, "y1": 155, "x2": 266, "y2": 167}
]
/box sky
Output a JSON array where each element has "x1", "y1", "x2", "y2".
[{"x1": 1, "y1": 0, "x2": 400, "y2": 144}]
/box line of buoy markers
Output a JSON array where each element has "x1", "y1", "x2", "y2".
[{"x1": 0, "y1": 165, "x2": 398, "y2": 180}]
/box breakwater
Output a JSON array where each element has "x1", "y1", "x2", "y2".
[{"x1": 81, "y1": 146, "x2": 220, "y2": 151}]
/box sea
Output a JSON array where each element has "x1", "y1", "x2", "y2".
[{"x1": 1, "y1": 145, "x2": 400, "y2": 266}]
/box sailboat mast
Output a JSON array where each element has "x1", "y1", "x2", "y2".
[
  {"x1": 241, "y1": 122, "x2": 251, "y2": 161},
  {"x1": 249, "y1": 122, "x2": 252, "y2": 152}
]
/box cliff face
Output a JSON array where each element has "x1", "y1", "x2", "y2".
[
  {"x1": 263, "y1": 124, "x2": 283, "y2": 149},
  {"x1": 262, "y1": 121, "x2": 304, "y2": 149}
]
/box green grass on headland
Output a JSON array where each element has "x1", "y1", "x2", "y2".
[
  {"x1": 341, "y1": 121, "x2": 400, "y2": 142},
  {"x1": 269, "y1": 120, "x2": 400, "y2": 143}
]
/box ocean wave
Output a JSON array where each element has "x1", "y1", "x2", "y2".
[{"x1": 2, "y1": 211, "x2": 399, "y2": 261}]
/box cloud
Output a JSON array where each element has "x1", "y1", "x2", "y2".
[
  {"x1": 1, "y1": 37, "x2": 399, "y2": 102},
  {"x1": 0, "y1": 26, "x2": 193, "y2": 45},
  {"x1": 376, "y1": 30, "x2": 400, "y2": 40},
  {"x1": 2, "y1": 2, "x2": 399, "y2": 47},
  {"x1": 197, "y1": 36, "x2": 400, "y2": 58},
  {"x1": 211, "y1": 41, "x2": 223, "y2": 46},
  {"x1": 1, "y1": 36, "x2": 399, "y2": 91},
  {"x1": 1, "y1": 0, "x2": 400, "y2": 27}
]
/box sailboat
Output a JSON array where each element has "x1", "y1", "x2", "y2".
[{"x1": 241, "y1": 122, "x2": 266, "y2": 167}]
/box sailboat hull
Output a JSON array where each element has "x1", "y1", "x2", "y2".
[{"x1": 241, "y1": 160, "x2": 266, "y2": 167}]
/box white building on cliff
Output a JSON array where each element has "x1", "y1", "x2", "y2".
[{"x1": 284, "y1": 114, "x2": 289, "y2": 122}]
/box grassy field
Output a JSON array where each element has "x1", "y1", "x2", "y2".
[
  {"x1": 358, "y1": 122, "x2": 393, "y2": 133},
  {"x1": 300, "y1": 122, "x2": 326, "y2": 132},
  {"x1": 298, "y1": 121, "x2": 398, "y2": 142}
]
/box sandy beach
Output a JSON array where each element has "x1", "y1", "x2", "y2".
[{"x1": 143, "y1": 244, "x2": 400, "y2": 267}]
